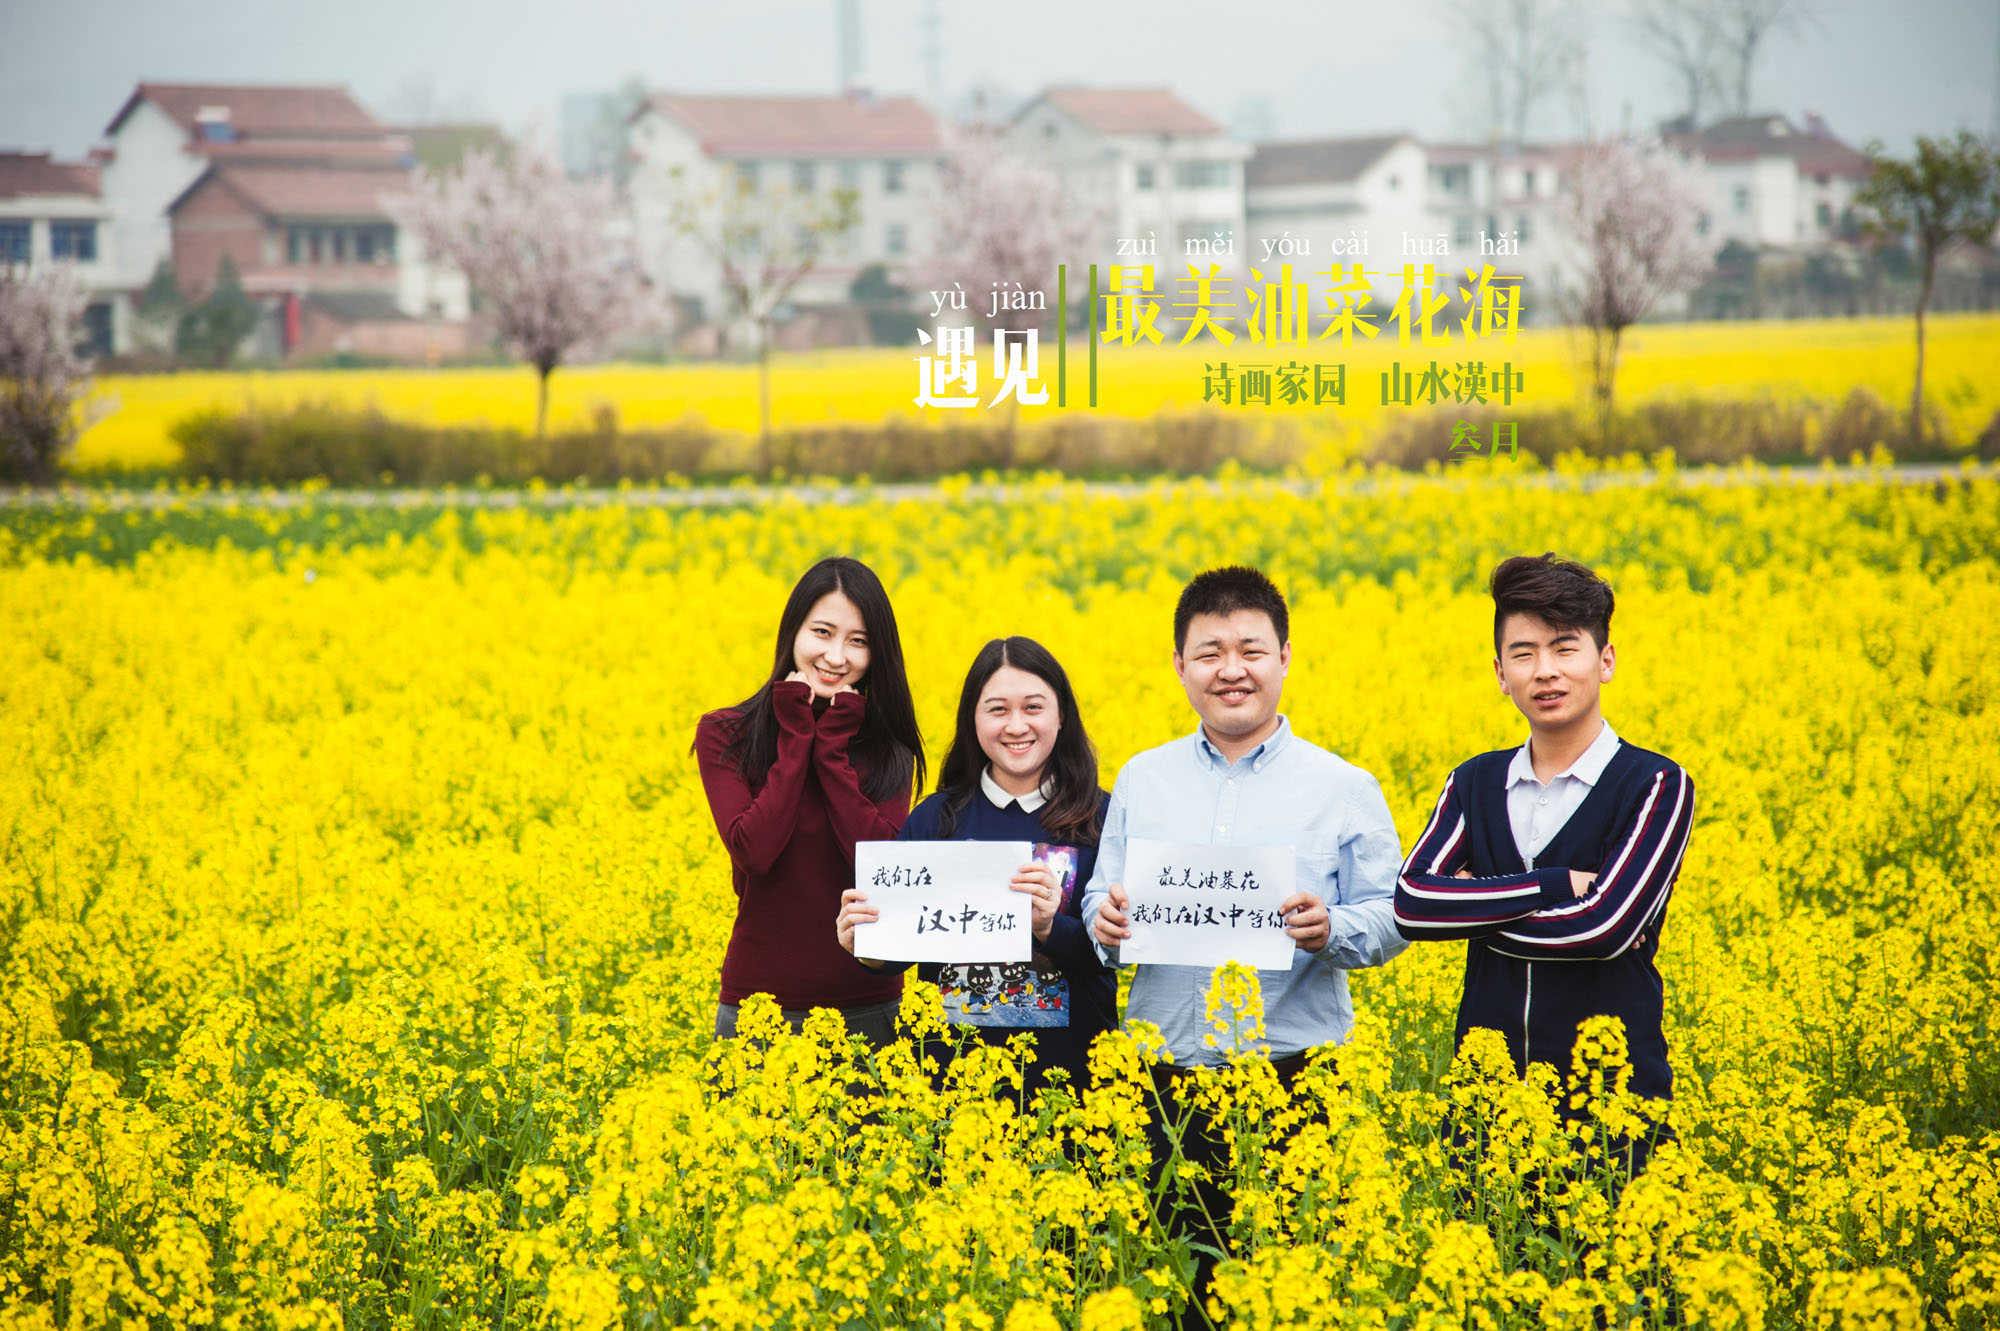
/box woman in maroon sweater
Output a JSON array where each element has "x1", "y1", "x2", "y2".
[{"x1": 694, "y1": 556, "x2": 926, "y2": 1045}]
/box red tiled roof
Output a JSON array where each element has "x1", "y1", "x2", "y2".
[
  {"x1": 107, "y1": 82, "x2": 387, "y2": 140},
  {"x1": 196, "y1": 138, "x2": 412, "y2": 165},
  {"x1": 645, "y1": 93, "x2": 941, "y2": 156},
  {"x1": 1670, "y1": 115, "x2": 1874, "y2": 179},
  {"x1": 1423, "y1": 141, "x2": 1569, "y2": 164},
  {"x1": 1034, "y1": 87, "x2": 1223, "y2": 136},
  {"x1": 0, "y1": 151, "x2": 101, "y2": 200},
  {"x1": 177, "y1": 164, "x2": 411, "y2": 219},
  {"x1": 1248, "y1": 136, "x2": 1407, "y2": 187}
]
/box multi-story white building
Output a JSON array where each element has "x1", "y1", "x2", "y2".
[
  {"x1": 0, "y1": 152, "x2": 118, "y2": 353},
  {"x1": 1005, "y1": 87, "x2": 1252, "y2": 275},
  {"x1": 625, "y1": 92, "x2": 944, "y2": 345},
  {"x1": 1667, "y1": 113, "x2": 1873, "y2": 251},
  {"x1": 1243, "y1": 135, "x2": 1434, "y2": 306},
  {"x1": 85, "y1": 82, "x2": 467, "y2": 356},
  {"x1": 1421, "y1": 141, "x2": 1580, "y2": 322}
]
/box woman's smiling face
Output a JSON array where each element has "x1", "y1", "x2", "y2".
[
  {"x1": 976, "y1": 664, "x2": 1060, "y2": 796},
  {"x1": 792, "y1": 591, "x2": 870, "y2": 697}
]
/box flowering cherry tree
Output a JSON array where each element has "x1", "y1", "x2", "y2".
[
  {"x1": 914, "y1": 129, "x2": 1099, "y2": 336},
  {"x1": 402, "y1": 146, "x2": 655, "y2": 436},
  {"x1": 0, "y1": 261, "x2": 90, "y2": 484},
  {"x1": 1557, "y1": 137, "x2": 1710, "y2": 412}
]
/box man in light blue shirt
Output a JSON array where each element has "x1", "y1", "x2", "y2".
[
  {"x1": 1084, "y1": 566, "x2": 1408, "y2": 1066},
  {"x1": 1084, "y1": 565, "x2": 1407, "y2": 1328}
]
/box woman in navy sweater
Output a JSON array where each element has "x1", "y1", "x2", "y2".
[{"x1": 836, "y1": 637, "x2": 1114, "y2": 1093}]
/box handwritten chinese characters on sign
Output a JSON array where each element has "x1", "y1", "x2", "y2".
[
  {"x1": 852, "y1": 840, "x2": 1034, "y2": 964},
  {"x1": 1119, "y1": 838, "x2": 1296, "y2": 970}
]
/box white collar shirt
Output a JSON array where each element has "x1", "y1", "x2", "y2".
[
  {"x1": 981, "y1": 766, "x2": 1049, "y2": 812},
  {"x1": 1505, "y1": 720, "x2": 1622, "y2": 868}
]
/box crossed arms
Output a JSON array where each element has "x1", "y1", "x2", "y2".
[{"x1": 1392, "y1": 765, "x2": 1695, "y2": 962}]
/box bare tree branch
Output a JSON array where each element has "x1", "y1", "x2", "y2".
[
  {"x1": 1629, "y1": 0, "x2": 1726, "y2": 127},
  {"x1": 1439, "y1": 0, "x2": 1588, "y2": 143},
  {"x1": 1715, "y1": 0, "x2": 1824, "y2": 117}
]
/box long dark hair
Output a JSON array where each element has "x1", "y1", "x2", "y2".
[
  {"x1": 935, "y1": 637, "x2": 1102, "y2": 846},
  {"x1": 708, "y1": 557, "x2": 925, "y2": 804}
]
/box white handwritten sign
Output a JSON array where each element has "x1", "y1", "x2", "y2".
[
  {"x1": 1119, "y1": 838, "x2": 1297, "y2": 970},
  {"x1": 852, "y1": 840, "x2": 1034, "y2": 964}
]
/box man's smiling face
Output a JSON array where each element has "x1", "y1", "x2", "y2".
[{"x1": 1175, "y1": 608, "x2": 1289, "y2": 747}]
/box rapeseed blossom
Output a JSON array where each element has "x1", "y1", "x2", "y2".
[{"x1": 2, "y1": 463, "x2": 1997, "y2": 1327}]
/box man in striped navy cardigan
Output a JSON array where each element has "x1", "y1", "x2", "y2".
[{"x1": 1393, "y1": 555, "x2": 1695, "y2": 1112}]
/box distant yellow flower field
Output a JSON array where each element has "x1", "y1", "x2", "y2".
[{"x1": 74, "y1": 313, "x2": 2000, "y2": 472}]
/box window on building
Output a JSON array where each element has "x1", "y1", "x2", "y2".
[
  {"x1": 1734, "y1": 185, "x2": 1751, "y2": 214},
  {"x1": 50, "y1": 220, "x2": 97, "y2": 261},
  {"x1": 0, "y1": 221, "x2": 28, "y2": 262},
  {"x1": 1815, "y1": 201, "x2": 1832, "y2": 228},
  {"x1": 838, "y1": 161, "x2": 863, "y2": 190},
  {"x1": 1523, "y1": 168, "x2": 1538, "y2": 194},
  {"x1": 1438, "y1": 164, "x2": 1468, "y2": 193},
  {"x1": 735, "y1": 160, "x2": 760, "y2": 192},
  {"x1": 287, "y1": 227, "x2": 301, "y2": 263},
  {"x1": 356, "y1": 229, "x2": 376, "y2": 262},
  {"x1": 793, "y1": 161, "x2": 816, "y2": 191},
  {"x1": 1453, "y1": 216, "x2": 1476, "y2": 246},
  {"x1": 1174, "y1": 160, "x2": 1231, "y2": 189},
  {"x1": 332, "y1": 230, "x2": 347, "y2": 263},
  {"x1": 884, "y1": 160, "x2": 905, "y2": 193},
  {"x1": 1136, "y1": 163, "x2": 1155, "y2": 191},
  {"x1": 1698, "y1": 212, "x2": 1712, "y2": 237},
  {"x1": 308, "y1": 229, "x2": 324, "y2": 263},
  {"x1": 886, "y1": 222, "x2": 907, "y2": 255},
  {"x1": 1516, "y1": 214, "x2": 1532, "y2": 243},
  {"x1": 80, "y1": 302, "x2": 112, "y2": 357}
]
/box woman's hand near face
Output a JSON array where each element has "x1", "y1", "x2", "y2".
[
  {"x1": 1009, "y1": 863, "x2": 1061, "y2": 942},
  {"x1": 837, "y1": 888, "x2": 887, "y2": 969},
  {"x1": 787, "y1": 669, "x2": 857, "y2": 700}
]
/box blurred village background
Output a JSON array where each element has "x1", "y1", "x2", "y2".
[{"x1": 2, "y1": 0, "x2": 1998, "y2": 484}]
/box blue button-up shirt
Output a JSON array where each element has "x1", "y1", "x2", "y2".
[{"x1": 1081, "y1": 715, "x2": 1408, "y2": 1067}]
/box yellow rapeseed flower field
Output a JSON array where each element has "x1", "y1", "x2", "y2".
[
  {"x1": 71, "y1": 313, "x2": 2000, "y2": 473},
  {"x1": 2, "y1": 464, "x2": 1998, "y2": 1329}
]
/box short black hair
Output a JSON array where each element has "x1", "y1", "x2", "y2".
[
  {"x1": 1174, "y1": 566, "x2": 1289, "y2": 653},
  {"x1": 1489, "y1": 553, "x2": 1615, "y2": 654}
]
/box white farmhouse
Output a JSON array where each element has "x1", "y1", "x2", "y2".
[
  {"x1": 1005, "y1": 87, "x2": 1251, "y2": 276},
  {"x1": 1667, "y1": 113, "x2": 1872, "y2": 251},
  {"x1": 626, "y1": 92, "x2": 944, "y2": 348},
  {"x1": 1243, "y1": 134, "x2": 1436, "y2": 306},
  {"x1": 0, "y1": 153, "x2": 118, "y2": 353}
]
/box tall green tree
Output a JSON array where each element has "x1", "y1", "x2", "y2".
[
  {"x1": 1856, "y1": 132, "x2": 2000, "y2": 444},
  {"x1": 177, "y1": 255, "x2": 259, "y2": 367},
  {"x1": 133, "y1": 259, "x2": 184, "y2": 357}
]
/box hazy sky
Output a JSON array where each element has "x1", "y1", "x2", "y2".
[{"x1": 3, "y1": 0, "x2": 1995, "y2": 157}]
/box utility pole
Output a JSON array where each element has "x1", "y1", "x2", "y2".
[
  {"x1": 922, "y1": 0, "x2": 943, "y2": 106},
  {"x1": 838, "y1": 0, "x2": 863, "y2": 93}
]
